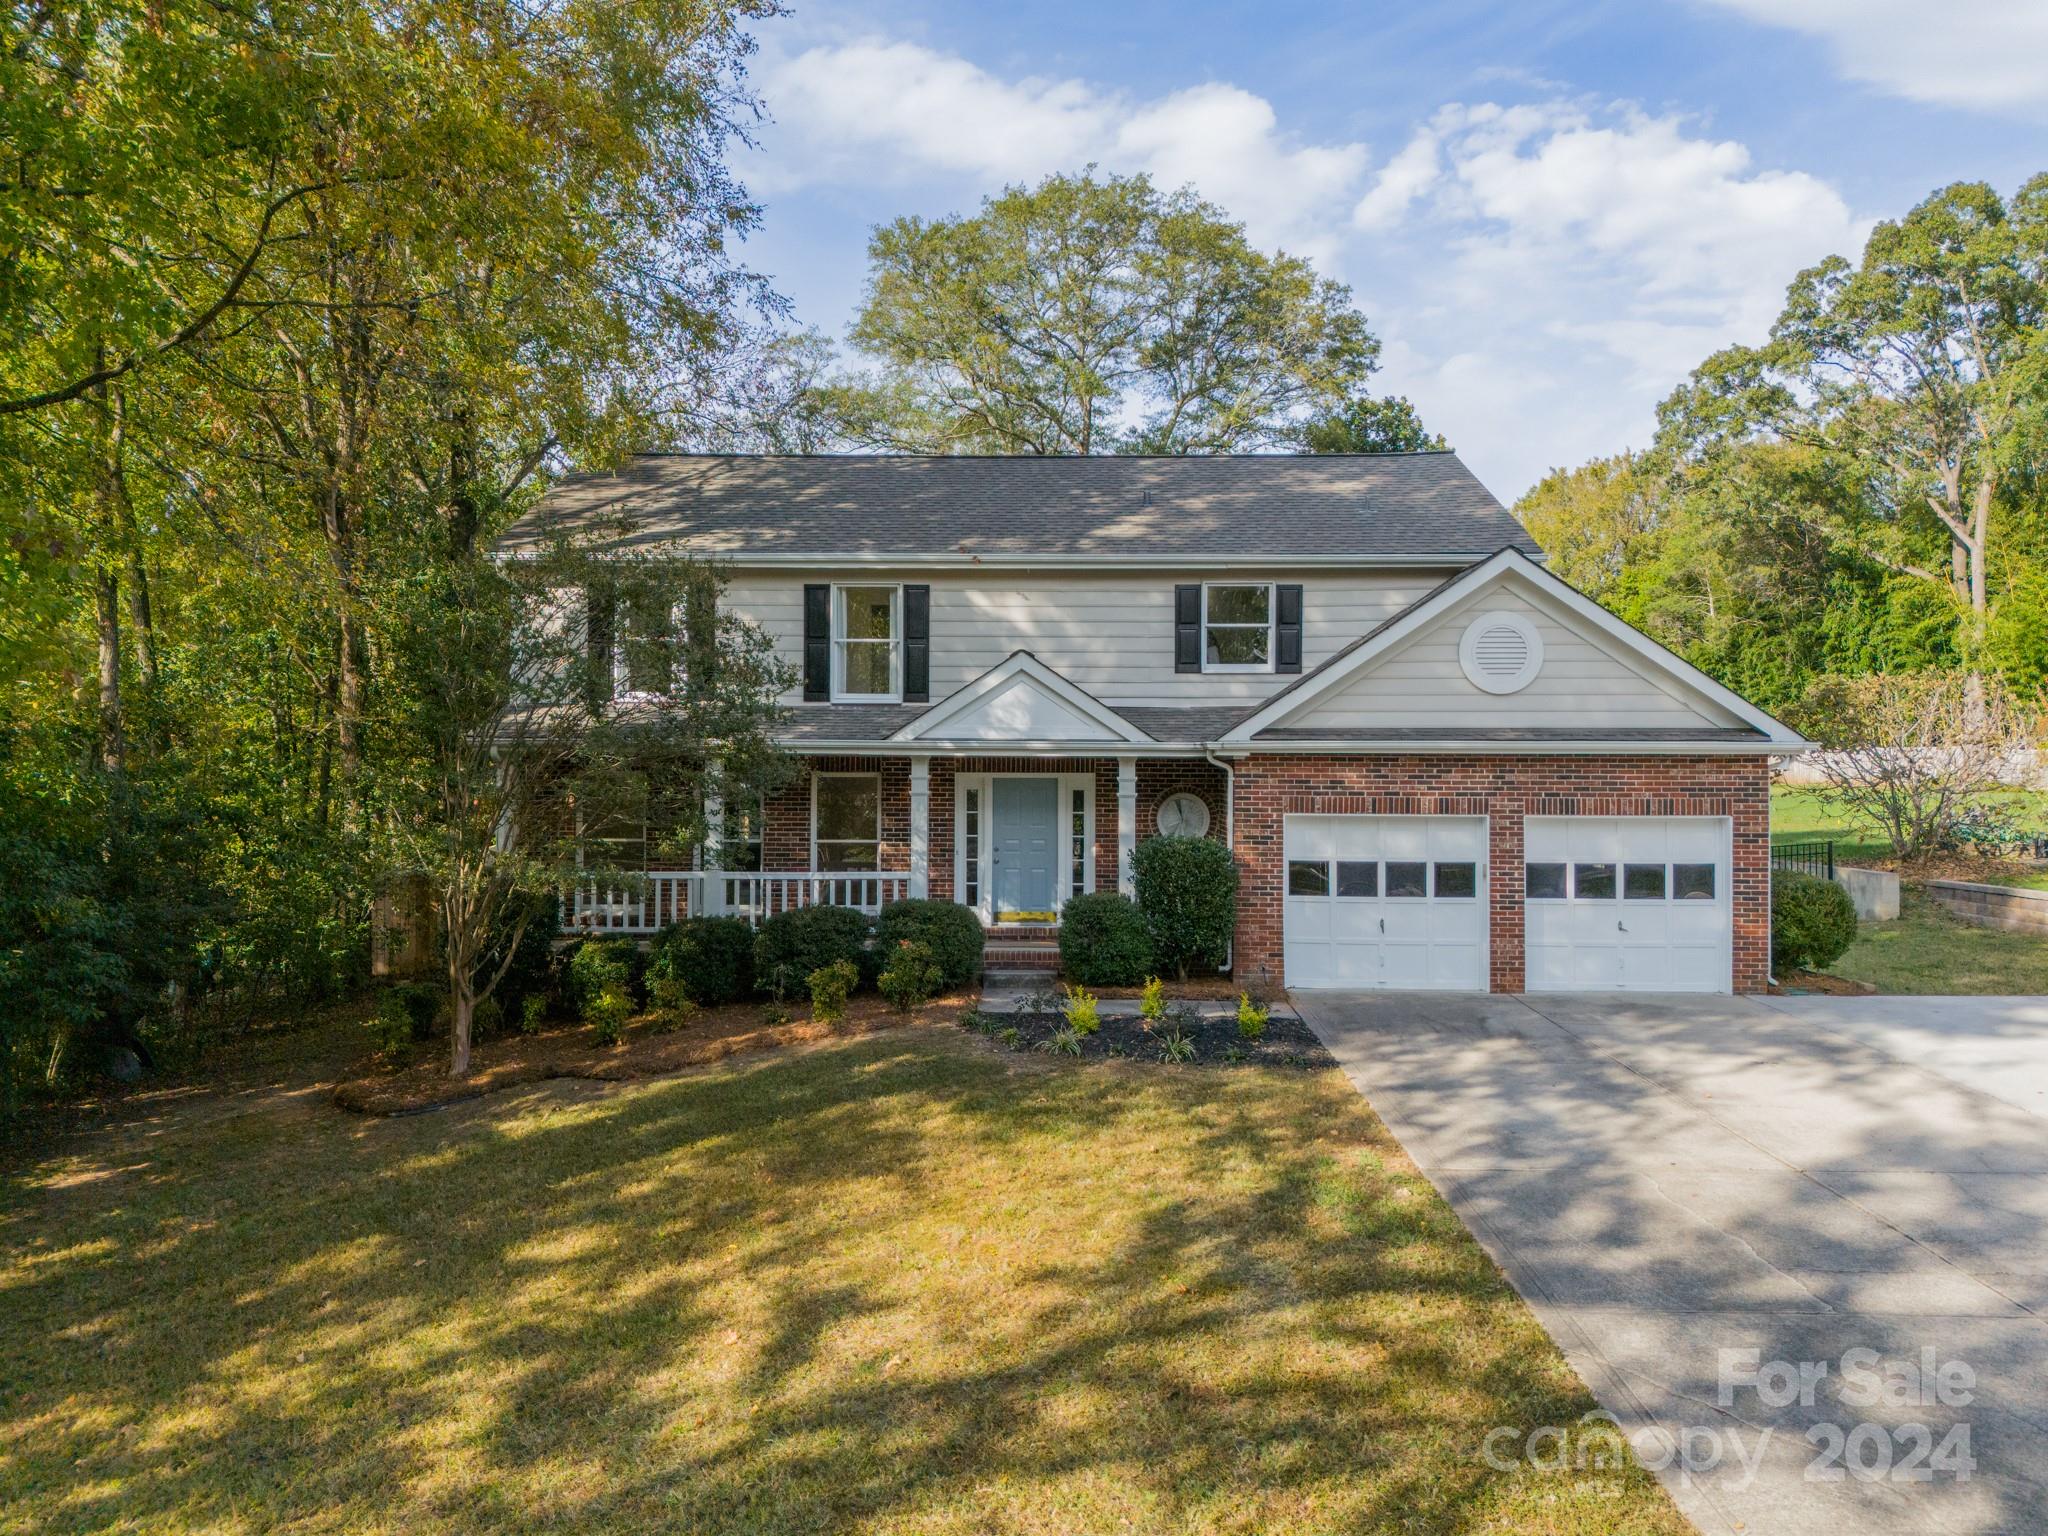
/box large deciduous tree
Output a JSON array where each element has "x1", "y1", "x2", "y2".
[
  {"x1": 1298, "y1": 393, "x2": 1447, "y2": 454},
  {"x1": 825, "y1": 171, "x2": 1378, "y2": 454}
]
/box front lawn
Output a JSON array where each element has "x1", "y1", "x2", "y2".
[
  {"x1": 1, "y1": 1023, "x2": 1685, "y2": 1534},
  {"x1": 1822, "y1": 886, "x2": 2048, "y2": 996}
]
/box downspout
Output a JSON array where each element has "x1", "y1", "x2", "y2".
[{"x1": 1205, "y1": 746, "x2": 1235, "y2": 974}]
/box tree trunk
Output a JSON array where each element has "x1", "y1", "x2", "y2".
[
  {"x1": 450, "y1": 974, "x2": 473, "y2": 1077},
  {"x1": 94, "y1": 565, "x2": 124, "y2": 773}
]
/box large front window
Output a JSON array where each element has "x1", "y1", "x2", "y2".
[
  {"x1": 1203, "y1": 583, "x2": 1273, "y2": 671},
  {"x1": 833, "y1": 586, "x2": 900, "y2": 700},
  {"x1": 814, "y1": 773, "x2": 881, "y2": 871}
]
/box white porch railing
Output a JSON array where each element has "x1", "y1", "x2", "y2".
[{"x1": 564, "y1": 870, "x2": 911, "y2": 935}]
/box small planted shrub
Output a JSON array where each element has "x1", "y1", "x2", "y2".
[
  {"x1": 1158, "y1": 1025, "x2": 1197, "y2": 1064},
  {"x1": 586, "y1": 983, "x2": 633, "y2": 1045},
  {"x1": 1139, "y1": 975, "x2": 1166, "y2": 1025},
  {"x1": 760, "y1": 1001, "x2": 791, "y2": 1027},
  {"x1": 1061, "y1": 982, "x2": 1101, "y2": 1035},
  {"x1": 876, "y1": 899, "x2": 985, "y2": 990},
  {"x1": 519, "y1": 993, "x2": 549, "y2": 1035},
  {"x1": 648, "y1": 976, "x2": 698, "y2": 1032},
  {"x1": 565, "y1": 937, "x2": 645, "y2": 1016},
  {"x1": 649, "y1": 915, "x2": 755, "y2": 1007},
  {"x1": 471, "y1": 994, "x2": 505, "y2": 1043},
  {"x1": 997, "y1": 1025, "x2": 1021, "y2": 1050},
  {"x1": 1236, "y1": 992, "x2": 1269, "y2": 1042},
  {"x1": 368, "y1": 981, "x2": 439, "y2": 1063},
  {"x1": 878, "y1": 939, "x2": 943, "y2": 1011},
  {"x1": 1041, "y1": 1025, "x2": 1084, "y2": 1057},
  {"x1": 756, "y1": 905, "x2": 872, "y2": 1000},
  {"x1": 1056, "y1": 892, "x2": 1154, "y2": 986},
  {"x1": 808, "y1": 958, "x2": 859, "y2": 1023},
  {"x1": 1133, "y1": 834, "x2": 1238, "y2": 980},
  {"x1": 1772, "y1": 871, "x2": 1859, "y2": 974}
]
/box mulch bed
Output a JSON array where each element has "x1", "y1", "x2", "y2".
[
  {"x1": 1056, "y1": 975, "x2": 1253, "y2": 1001},
  {"x1": 1769, "y1": 969, "x2": 1877, "y2": 996},
  {"x1": 976, "y1": 1007, "x2": 1335, "y2": 1069},
  {"x1": 334, "y1": 992, "x2": 975, "y2": 1115}
]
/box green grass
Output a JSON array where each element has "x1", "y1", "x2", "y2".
[
  {"x1": 1824, "y1": 887, "x2": 2048, "y2": 995},
  {"x1": 0, "y1": 1025, "x2": 1685, "y2": 1535},
  {"x1": 1771, "y1": 786, "x2": 2048, "y2": 888}
]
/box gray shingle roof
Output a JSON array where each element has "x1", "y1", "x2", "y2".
[
  {"x1": 498, "y1": 452, "x2": 1535, "y2": 563},
  {"x1": 1248, "y1": 726, "x2": 1768, "y2": 742},
  {"x1": 775, "y1": 704, "x2": 929, "y2": 742}
]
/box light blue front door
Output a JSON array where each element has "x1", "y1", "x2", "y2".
[{"x1": 991, "y1": 778, "x2": 1059, "y2": 916}]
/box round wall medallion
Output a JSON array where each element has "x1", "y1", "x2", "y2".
[
  {"x1": 1155, "y1": 791, "x2": 1211, "y2": 838},
  {"x1": 1458, "y1": 610, "x2": 1544, "y2": 694}
]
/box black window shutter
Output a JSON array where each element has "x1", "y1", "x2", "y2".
[
  {"x1": 586, "y1": 581, "x2": 615, "y2": 705},
  {"x1": 1276, "y1": 584, "x2": 1304, "y2": 673},
  {"x1": 802, "y1": 583, "x2": 831, "y2": 701},
  {"x1": 903, "y1": 584, "x2": 930, "y2": 702},
  {"x1": 684, "y1": 581, "x2": 716, "y2": 689},
  {"x1": 1174, "y1": 584, "x2": 1202, "y2": 673}
]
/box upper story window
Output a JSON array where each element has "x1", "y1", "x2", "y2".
[
  {"x1": 615, "y1": 585, "x2": 683, "y2": 697},
  {"x1": 834, "y1": 585, "x2": 900, "y2": 700},
  {"x1": 1203, "y1": 583, "x2": 1274, "y2": 672}
]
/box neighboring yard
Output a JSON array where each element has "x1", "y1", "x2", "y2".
[
  {"x1": 0, "y1": 1019, "x2": 1685, "y2": 1536},
  {"x1": 1819, "y1": 886, "x2": 2048, "y2": 996},
  {"x1": 1771, "y1": 785, "x2": 2048, "y2": 889}
]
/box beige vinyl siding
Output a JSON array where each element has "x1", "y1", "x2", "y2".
[
  {"x1": 723, "y1": 569, "x2": 1448, "y2": 707},
  {"x1": 1283, "y1": 583, "x2": 1748, "y2": 731}
]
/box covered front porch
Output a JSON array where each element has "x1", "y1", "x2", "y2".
[{"x1": 566, "y1": 752, "x2": 1229, "y2": 937}]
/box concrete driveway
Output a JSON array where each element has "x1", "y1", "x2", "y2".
[{"x1": 1293, "y1": 991, "x2": 2048, "y2": 1536}]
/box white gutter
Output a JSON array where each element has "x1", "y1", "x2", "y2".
[{"x1": 538, "y1": 550, "x2": 1539, "y2": 571}]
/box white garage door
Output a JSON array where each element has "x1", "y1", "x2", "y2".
[
  {"x1": 1283, "y1": 815, "x2": 1489, "y2": 989},
  {"x1": 1524, "y1": 816, "x2": 1731, "y2": 993}
]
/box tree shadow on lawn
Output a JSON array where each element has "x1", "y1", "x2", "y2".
[{"x1": 1, "y1": 1029, "x2": 1684, "y2": 1534}]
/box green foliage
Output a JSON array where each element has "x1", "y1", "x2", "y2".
[
  {"x1": 997, "y1": 1025, "x2": 1022, "y2": 1050},
  {"x1": 828, "y1": 170, "x2": 1378, "y2": 454},
  {"x1": 807, "y1": 959, "x2": 859, "y2": 1024},
  {"x1": 566, "y1": 939, "x2": 645, "y2": 1018},
  {"x1": 586, "y1": 984, "x2": 633, "y2": 1046},
  {"x1": 1061, "y1": 984, "x2": 1101, "y2": 1036},
  {"x1": 1041, "y1": 1025, "x2": 1084, "y2": 1057},
  {"x1": 754, "y1": 906, "x2": 873, "y2": 1000},
  {"x1": 369, "y1": 982, "x2": 441, "y2": 1062},
  {"x1": 1298, "y1": 394, "x2": 1447, "y2": 454},
  {"x1": 1772, "y1": 873, "x2": 1860, "y2": 974},
  {"x1": 875, "y1": 899, "x2": 984, "y2": 989},
  {"x1": 650, "y1": 915, "x2": 756, "y2": 1007},
  {"x1": 1236, "y1": 993, "x2": 1269, "y2": 1042},
  {"x1": 519, "y1": 994, "x2": 549, "y2": 1035},
  {"x1": 1132, "y1": 836, "x2": 1239, "y2": 981},
  {"x1": 477, "y1": 892, "x2": 559, "y2": 1018},
  {"x1": 1139, "y1": 976, "x2": 1166, "y2": 1024},
  {"x1": 877, "y1": 940, "x2": 943, "y2": 1011},
  {"x1": 1056, "y1": 892, "x2": 1155, "y2": 986},
  {"x1": 647, "y1": 977, "x2": 698, "y2": 1033},
  {"x1": 471, "y1": 995, "x2": 505, "y2": 1044},
  {"x1": 1158, "y1": 1026, "x2": 1197, "y2": 1064}
]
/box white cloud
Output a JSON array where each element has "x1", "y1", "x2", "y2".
[
  {"x1": 751, "y1": 39, "x2": 1368, "y2": 265},
  {"x1": 1352, "y1": 130, "x2": 1440, "y2": 231},
  {"x1": 1695, "y1": 0, "x2": 2048, "y2": 111}
]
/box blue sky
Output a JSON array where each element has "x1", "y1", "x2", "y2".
[{"x1": 730, "y1": 1, "x2": 2046, "y2": 500}]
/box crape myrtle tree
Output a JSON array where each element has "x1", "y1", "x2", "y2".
[{"x1": 378, "y1": 536, "x2": 794, "y2": 1076}]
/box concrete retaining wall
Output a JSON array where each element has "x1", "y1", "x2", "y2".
[
  {"x1": 1835, "y1": 865, "x2": 1900, "y2": 922},
  {"x1": 1927, "y1": 879, "x2": 2048, "y2": 936}
]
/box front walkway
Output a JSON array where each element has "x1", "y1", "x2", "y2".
[{"x1": 1292, "y1": 990, "x2": 2048, "y2": 1536}]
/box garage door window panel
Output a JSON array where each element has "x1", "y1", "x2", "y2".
[
  {"x1": 1624, "y1": 864, "x2": 1668, "y2": 901},
  {"x1": 1574, "y1": 863, "x2": 1617, "y2": 900},
  {"x1": 1386, "y1": 861, "x2": 1428, "y2": 898},
  {"x1": 1526, "y1": 862, "x2": 1567, "y2": 900},
  {"x1": 1336, "y1": 861, "x2": 1378, "y2": 898},
  {"x1": 1673, "y1": 863, "x2": 1716, "y2": 900},
  {"x1": 1288, "y1": 860, "x2": 1330, "y2": 896},
  {"x1": 1434, "y1": 861, "x2": 1478, "y2": 899}
]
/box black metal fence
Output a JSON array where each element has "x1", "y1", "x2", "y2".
[{"x1": 1771, "y1": 840, "x2": 1836, "y2": 880}]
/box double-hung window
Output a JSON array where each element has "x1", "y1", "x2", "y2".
[
  {"x1": 814, "y1": 773, "x2": 881, "y2": 872},
  {"x1": 1203, "y1": 583, "x2": 1274, "y2": 672},
  {"x1": 833, "y1": 586, "x2": 901, "y2": 700},
  {"x1": 613, "y1": 583, "x2": 682, "y2": 698}
]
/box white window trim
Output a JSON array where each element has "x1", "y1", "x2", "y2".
[
  {"x1": 954, "y1": 770, "x2": 1094, "y2": 924},
  {"x1": 811, "y1": 770, "x2": 883, "y2": 872},
  {"x1": 831, "y1": 583, "x2": 902, "y2": 703},
  {"x1": 611, "y1": 595, "x2": 687, "y2": 702},
  {"x1": 1201, "y1": 581, "x2": 1276, "y2": 675}
]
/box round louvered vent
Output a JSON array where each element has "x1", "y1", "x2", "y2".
[{"x1": 1458, "y1": 610, "x2": 1543, "y2": 695}]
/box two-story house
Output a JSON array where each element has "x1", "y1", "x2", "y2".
[{"x1": 498, "y1": 452, "x2": 1805, "y2": 993}]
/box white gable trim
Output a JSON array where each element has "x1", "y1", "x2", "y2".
[
  {"x1": 1222, "y1": 548, "x2": 1808, "y2": 747},
  {"x1": 890, "y1": 650, "x2": 1153, "y2": 746}
]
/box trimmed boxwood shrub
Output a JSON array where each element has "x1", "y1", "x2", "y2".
[
  {"x1": 1057, "y1": 892, "x2": 1154, "y2": 986},
  {"x1": 875, "y1": 899, "x2": 985, "y2": 990},
  {"x1": 754, "y1": 904, "x2": 873, "y2": 999},
  {"x1": 649, "y1": 915, "x2": 756, "y2": 1007},
  {"x1": 563, "y1": 936, "x2": 646, "y2": 1016},
  {"x1": 1132, "y1": 834, "x2": 1238, "y2": 979},
  {"x1": 1772, "y1": 871, "x2": 1858, "y2": 974}
]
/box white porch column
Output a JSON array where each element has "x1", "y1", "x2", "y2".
[
  {"x1": 700, "y1": 756, "x2": 724, "y2": 915},
  {"x1": 908, "y1": 755, "x2": 931, "y2": 899},
  {"x1": 1117, "y1": 756, "x2": 1138, "y2": 896}
]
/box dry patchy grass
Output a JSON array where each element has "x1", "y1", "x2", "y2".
[{"x1": 2, "y1": 1023, "x2": 1687, "y2": 1534}]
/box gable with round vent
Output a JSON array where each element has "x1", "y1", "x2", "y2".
[{"x1": 1457, "y1": 610, "x2": 1544, "y2": 694}]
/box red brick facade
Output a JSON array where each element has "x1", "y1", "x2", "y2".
[{"x1": 1228, "y1": 753, "x2": 1772, "y2": 994}]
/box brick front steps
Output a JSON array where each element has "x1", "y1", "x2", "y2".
[{"x1": 984, "y1": 923, "x2": 1059, "y2": 971}]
